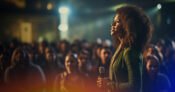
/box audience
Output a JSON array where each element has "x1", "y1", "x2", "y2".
[
  {"x1": 143, "y1": 55, "x2": 171, "y2": 92},
  {"x1": 0, "y1": 38, "x2": 174, "y2": 92}
]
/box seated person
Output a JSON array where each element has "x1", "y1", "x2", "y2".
[
  {"x1": 53, "y1": 52, "x2": 87, "y2": 92},
  {"x1": 4, "y1": 47, "x2": 46, "y2": 92},
  {"x1": 143, "y1": 55, "x2": 171, "y2": 92}
]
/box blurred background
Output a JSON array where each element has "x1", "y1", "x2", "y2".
[
  {"x1": 0, "y1": 1, "x2": 175, "y2": 92},
  {"x1": 0, "y1": 0, "x2": 175, "y2": 43}
]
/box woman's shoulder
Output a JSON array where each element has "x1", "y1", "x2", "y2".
[
  {"x1": 123, "y1": 47, "x2": 143, "y2": 63},
  {"x1": 123, "y1": 47, "x2": 141, "y2": 56}
]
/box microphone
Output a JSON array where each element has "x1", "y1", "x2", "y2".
[{"x1": 99, "y1": 66, "x2": 105, "y2": 78}]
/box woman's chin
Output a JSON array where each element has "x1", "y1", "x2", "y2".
[
  {"x1": 111, "y1": 32, "x2": 117, "y2": 37},
  {"x1": 111, "y1": 30, "x2": 115, "y2": 36},
  {"x1": 111, "y1": 32, "x2": 114, "y2": 36}
]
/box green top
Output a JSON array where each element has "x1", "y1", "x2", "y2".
[{"x1": 108, "y1": 47, "x2": 143, "y2": 92}]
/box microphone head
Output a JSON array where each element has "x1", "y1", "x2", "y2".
[{"x1": 99, "y1": 66, "x2": 105, "y2": 74}]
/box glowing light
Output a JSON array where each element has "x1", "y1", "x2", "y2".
[
  {"x1": 157, "y1": 3, "x2": 162, "y2": 10},
  {"x1": 38, "y1": 36, "x2": 44, "y2": 42},
  {"x1": 58, "y1": 6, "x2": 70, "y2": 40},
  {"x1": 58, "y1": 24, "x2": 68, "y2": 31},
  {"x1": 47, "y1": 3, "x2": 53, "y2": 10},
  {"x1": 59, "y1": 7, "x2": 69, "y2": 14},
  {"x1": 58, "y1": 6, "x2": 69, "y2": 32}
]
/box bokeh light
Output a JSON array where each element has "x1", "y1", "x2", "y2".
[{"x1": 157, "y1": 3, "x2": 162, "y2": 10}]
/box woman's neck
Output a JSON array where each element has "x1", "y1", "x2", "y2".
[{"x1": 117, "y1": 39, "x2": 124, "y2": 50}]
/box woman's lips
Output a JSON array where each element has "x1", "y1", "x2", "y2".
[
  {"x1": 111, "y1": 27, "x2": 116, "y2": 33},
  {"x1": 111, "y1": 25, "x2": 119, "y2": 36}
]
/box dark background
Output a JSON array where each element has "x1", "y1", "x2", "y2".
[{"x1": 0, "y1": 0, "x2": 175, "y2": 43}]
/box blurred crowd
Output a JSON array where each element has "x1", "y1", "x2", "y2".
[{"x1": 0, "y1": 38, "x2": 175, "y2": 92}]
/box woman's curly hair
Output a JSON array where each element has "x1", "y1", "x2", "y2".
[{"x1": 116, "y1": 5, "x2": 153, "y2": 52}]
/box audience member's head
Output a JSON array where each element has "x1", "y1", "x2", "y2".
[
  {"x1": 60, "y1": 40, "x2": 70, "y2": 54},
  {"x1": 100, "y1": 47, "x2": 112, "y2": 65},
  {"x1": 65, "y1": 53, "x2": 78, "y2": 74},
  {"x1": 96, "y1": 45, "x2": 102, "y2": 59},
  {"x1": 11, "y1": 47, "x2": 30, "y2": 66},
  {"x1": 156, "y1": 39, "x2": 166, "y2": 54},
  {"x1": 78, "y1": 50, "x2": 91, "y2": 72},
  {"x1": 38, "y1": 41, "x2": 48, "y2": 55},
  {"x1": 143, "y1": 44, "x2": 163, "y2": 62},
  {"x1": 45, "y1": 46, "x2": 57, "y2": 62},
  {"x1": 145, "y1": 55, "x2": 160, "y2": 79}
]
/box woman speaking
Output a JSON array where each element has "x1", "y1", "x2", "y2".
[{"x1": 97, "y1": 5, "x2": 153, "y2": 92}]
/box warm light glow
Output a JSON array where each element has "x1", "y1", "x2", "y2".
[
  {"x1": 58, "y1": 6, "x2": 69, "y2": 32},
  {"x1": 58, "y1": 6, "x2": 70, "y2": 40},
  {"x1": 59, "y1": 7, "x2": 69, "y2": 14},
  {"x1": 47, "y1": 3, "x2": 53, "y2": 10}
]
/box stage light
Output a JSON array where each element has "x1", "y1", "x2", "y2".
[
  {"x1": 157, "y1": 3, "x2": 162, "y2": 10},
  {"x1": 58, "y1": 24, "x2": 68, "y2": 31},
  {"x1": 58, "y1": 6, "x2": 70, "y2": 40},
  {"x1": 58, "y1": 6, "x2": 69, "y2": 32},
  {"x1": 59, "y1": 6, "x2": 69, "y2": 14},
  {"x1": 47, "y1": 3, "x2": 53, "y2": 10}
]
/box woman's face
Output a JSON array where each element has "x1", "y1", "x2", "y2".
[
  {"x1": 14, "y1": 50, "x2": 26, "y2": 65},
  {"x1": 38, "y1": 43, "x2": 44, "y2": 54},
  {"x1": 96, "y1": 47, "x2": 101, "y2": 58},
  {"x1": 15, "y1": 51, "x2": 22, "y2": 62},
  {"x1": 65, "y1": 55, "x2": 78, "y2": 73},
  {"x1": 147, "y1": 48, "x2": 152, "y2": 56},
  {"x1": 146, "y1": 59, "x2": 159, "y2": 77},
  {"x1": 45, "y1": 48, "x2": 56, "y2": 62},
  {"x1": 78, "y1": 54, "x2": 88, "y2": 68},
  {"x1": 111, "y1": 14, "x2": 121, "y2": 36}
]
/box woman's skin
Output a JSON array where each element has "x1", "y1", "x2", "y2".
[
  {"x1": 97, "y1": 14, "x2": 122, "y2": 88},
  {"x1": 65, "y1": 55, "x2": 78, "y2": 74}
]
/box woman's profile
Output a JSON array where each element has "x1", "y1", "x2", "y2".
[{"x1": 97, "y1": 5, "x2": 153, "y2": 92}]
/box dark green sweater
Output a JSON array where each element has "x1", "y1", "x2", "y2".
[{"x1": 108, "y1": 48, "x2": 143, "y2": 92}]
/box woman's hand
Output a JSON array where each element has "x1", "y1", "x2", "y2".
[{"x1": 97, "y1": 77, "x2": 110, "y2": 88}]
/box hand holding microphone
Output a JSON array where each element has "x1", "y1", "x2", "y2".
[{"x1": 97, "y1": 66, "x2": 109, "y2": 88}]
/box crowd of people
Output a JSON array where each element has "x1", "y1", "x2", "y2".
[{"x1": 0, "y1": 38, "x2": 174, "y2": 92}]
